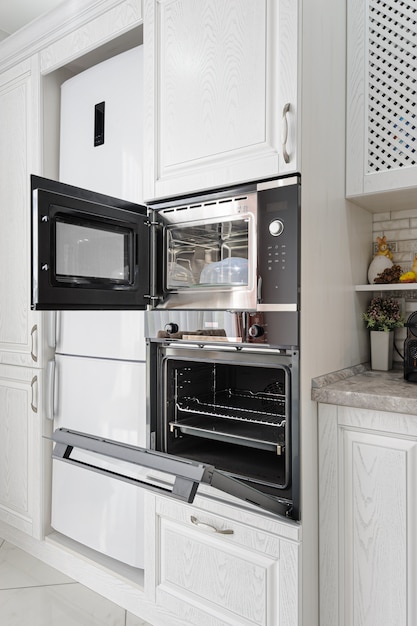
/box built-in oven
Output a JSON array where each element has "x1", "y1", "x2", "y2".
[
  {"x1": 147, "y1": 339, "x2": 299, "y2": 520},
  {"x1": 51, "y1": 332, "x2": 299, "y2": 521},
  {"x1": 31, "y1": 175, "x2": 300, "y2": 312}
]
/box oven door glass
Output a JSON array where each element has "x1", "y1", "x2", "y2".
[{"x1": 31, "y1": 176, "x2": 150, "y2": 310}]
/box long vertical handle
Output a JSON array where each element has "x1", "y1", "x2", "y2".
[
  {"x1": 31, "y1": 376, "x2": 38, "y2": 413},
  {"x1": 282, "y1": 102, "x2": 291, "y2": 164},
  {"x1": 47, "y1": 311, "x2": 57, "y2": 349},
  {"x1": 30, "y1": 324, "x2": 38, "y2": 362},
  {"x1": 46, "y1": 359, "x2": 56, "y2": 421}
]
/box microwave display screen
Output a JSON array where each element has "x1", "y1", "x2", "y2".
[{"x1": 55, "y1": 218, "x2": 132, "y2": 284}]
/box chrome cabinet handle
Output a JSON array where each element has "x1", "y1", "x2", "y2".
[
  {"x1": 30, "y1": 324, "x2": 38, "y2": 362},
  {"x1": 282, "y1": 102, "x2": 290, "y2": 164},
  {"x1": 190, "y1": 515, "x2": 234, "y2": 535},
  {"x1": 31, "y1": 376, "x2": 38, "y2": 413},
  {"x1": 47, "y1": 311, "x2": 57, "y2": 349},
  {"x1": 46, "y1": 359, "x2": 56, "y2": 421}
]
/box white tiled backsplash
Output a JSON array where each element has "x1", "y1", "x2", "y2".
[
  {"x1": 373, "y1": 208, "x2": 417, "y2": 272},
  {"x1": 373, "y1": 209, "x2": 417, "y2": 362}
]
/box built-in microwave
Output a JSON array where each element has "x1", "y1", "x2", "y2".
[{"x1": 31, "y1": 174, "x2": 300, "y2": 313}]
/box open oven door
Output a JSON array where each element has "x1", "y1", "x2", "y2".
[
  {"x1": 52, "y1": 428, "x2": 294, "y2": 520},
  {"x1": 31, "y1": 175, "x2": 150, "y2": 310}
]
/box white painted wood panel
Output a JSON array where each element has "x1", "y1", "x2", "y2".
[
  {"x1": 143, "y1": 0, "x2": 298, "y2": 200},
  {"x1": 148, "y1": 494, "x2": 300, "y2": 626},
  {"x1": 318, "y1": 403, "x2": 339, "y2": 626},
  {"x1": 0, "y1": 59, "x2": 42, "y2": 367},
  {"x1": 39, "y1": 0, "x2": 142, "y2": 74},
  {"x1": 319, "y1": 403, "x2": 417, "y2": 626},
  {"x1": 346, "y1": 0, "x2": 417, "y2": 207},
  {"x1": 341, "y1": 428, "x2": 414, "y2": 626},
  {"x1": 0, "y1": 366, "x2": 42, "y2": 536}
]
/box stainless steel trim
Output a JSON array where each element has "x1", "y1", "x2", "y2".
[
  {"x1": 46, "y1": 359, "x2": 55, "y2": 421},
  {"x1": 190, "y1": 515, "x2": 234, "y2": 534},
  {"x1": 31, "y1": 376, "x2": 38, "y2": 413},
  {"x1": 30, "y1": 325, "x2": 38, "y2": 362},
  {"x1": 47, "y1": 311, "x2": 56, "y2": 348},
  {"x1": 257, "y1": 303, "x2": 298, "y2": 312},
  {"x1": 158, "y1": 191, "x2": 257, "y2": 225},
  {"x1": 281, "y1": 102, "x2": 291, "y2": 164},
  {"x1": 257, "y1": 175, "x2": 299, "y2": 191}
]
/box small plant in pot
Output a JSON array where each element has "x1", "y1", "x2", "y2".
[{"x1": 363, "y1": 296, "x2": 404, "y2": 370}]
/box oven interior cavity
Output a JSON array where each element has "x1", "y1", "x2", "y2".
[{"x1": 161, "y1": 360, "x2": 291, "y2": 498}]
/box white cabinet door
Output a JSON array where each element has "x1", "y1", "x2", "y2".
[
  {"x1": 0, "y1": 58, "x2": 43, "y2": 368},
  {"x1": 145, "y1": 494, "x2": 300, "y2": 626},
  {"x1": 346, "y1": 0, "x2": 417, "y2": 206},
  {"x1": 319, "y1": 404, "x2": 417, "y2": 626},
  {"x1": 0, "y1": 365, "x2": 43, "y2": 538},
  {"x1": 143, "y1": 0, "x2": 298, "y2": 200}
]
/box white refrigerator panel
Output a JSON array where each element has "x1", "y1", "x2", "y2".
[
  {"x1": 55, "y1": 310, "x2": 146, "y2": 361},
  {"x1": 52, "y1": 455, "x2": 145, "y2": 568},
  {"x1": 51, "y1": 354, "x2": 146, "y2": 447},
  {"x1": 59, "y1": 46, "x2": 143, "y2": 203}
]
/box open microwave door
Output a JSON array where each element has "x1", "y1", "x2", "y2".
[{"x1": 31, "y1": 176, "x2": 150, "y2": 310}]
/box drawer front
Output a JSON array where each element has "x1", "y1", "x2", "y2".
[{"x1": 150, "y1": 497, "x2": 299, "y2": 626}]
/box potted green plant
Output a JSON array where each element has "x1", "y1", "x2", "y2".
[{"x1": 363, "y1": 296, "x2": 404, "y2": 370}]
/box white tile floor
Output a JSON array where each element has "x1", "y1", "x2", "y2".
[{"x1": 0, "y1": 539, "x2": 151, "y2": 626}]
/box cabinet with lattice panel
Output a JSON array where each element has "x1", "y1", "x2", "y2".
[{"x1": 346, "y1": 0, "x2": 417, "y2": 211}]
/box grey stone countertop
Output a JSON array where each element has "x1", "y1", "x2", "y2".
[{"x1": 311, "y1": 363, "x2": 417, "y2": 415}]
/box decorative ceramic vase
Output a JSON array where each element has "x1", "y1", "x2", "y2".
[
  {"x1": 370, "y1": 330, "x2": 394, "y2": 371},
  {"x1": 367, "y1": 255, "x2": 393, "y2": 284}
]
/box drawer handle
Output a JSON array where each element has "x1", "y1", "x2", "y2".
[{"x1": 190, "y1": 515, "x2": 234, "y2": 535}]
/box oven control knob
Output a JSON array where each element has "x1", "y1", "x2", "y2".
[
  {"x1": 248, "y1": 324, "x2": 264, "y2": 338},
  {"x1": 165, "y1": 323, "x2": 179, "y2": 334},
  {"x1": 269, "y1": 219, "x2": 284, "y2": 237}
]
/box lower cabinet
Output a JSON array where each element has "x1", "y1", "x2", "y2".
[
  {"x1": 318, "y1": 403, "x2": 417, "y2": 626},
  {"x1": 0, "y1": 365, "x2": 44, "y2": 538},
  {"x1": 144, "y1": 492, "x2": 301, "y2": 626}
]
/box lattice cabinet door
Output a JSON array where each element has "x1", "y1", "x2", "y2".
[{"x1": 346, "y1": 0, "x2": 417, "y2": 204}]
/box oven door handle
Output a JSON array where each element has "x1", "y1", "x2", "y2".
[{"x1": 51, "y1": 428, "x2": 208, "y2": 504}]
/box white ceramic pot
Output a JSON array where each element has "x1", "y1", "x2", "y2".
[{"x1": 370, "y1": 330, "x2": 394, "y2": 371}]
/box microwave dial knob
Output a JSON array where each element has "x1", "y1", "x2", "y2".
[
  {"x1": 248, "y1": 324, "x2": 264, "y2": 338},
  {"x1": 269, "y1": 219, "x2": 284, "y2": 237},
  {"x1": 165, "y1": 323, "x2": 179, "y2": 334}
]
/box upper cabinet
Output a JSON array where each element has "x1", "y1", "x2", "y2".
[
  {"x1": 143, "y1": 0, "x2": 299, "y2": 200},
  {"x1": 346, "y1": 0, "x2": 417, "y2": 212}
]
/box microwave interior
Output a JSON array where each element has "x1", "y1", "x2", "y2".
[
  {"x1": 163, "y1": 216, "x2": 250, "y2": 290},
  {"x1": 157, "y1": 358, "x2": 293, "y2": 502}
]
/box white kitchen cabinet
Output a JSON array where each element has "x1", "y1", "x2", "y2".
[
  {"x1": 0, "y1": 365, "x2": 44, "y2": 539},
  {"x1": 346, "y1": 0, "x2": 417, "y2": 211},
  {"x1": 145, "y1": 492, "x2": 300, "y2": 626},
  {"x1": 143, "y1": 0, "x2": 298, "y2": 200},
  {"x1": 318, "y1": 403, "x2": 417, "y2": 626},
  {"x1": 0, "y1": 57, "x2": 45, "y2": 368}
]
